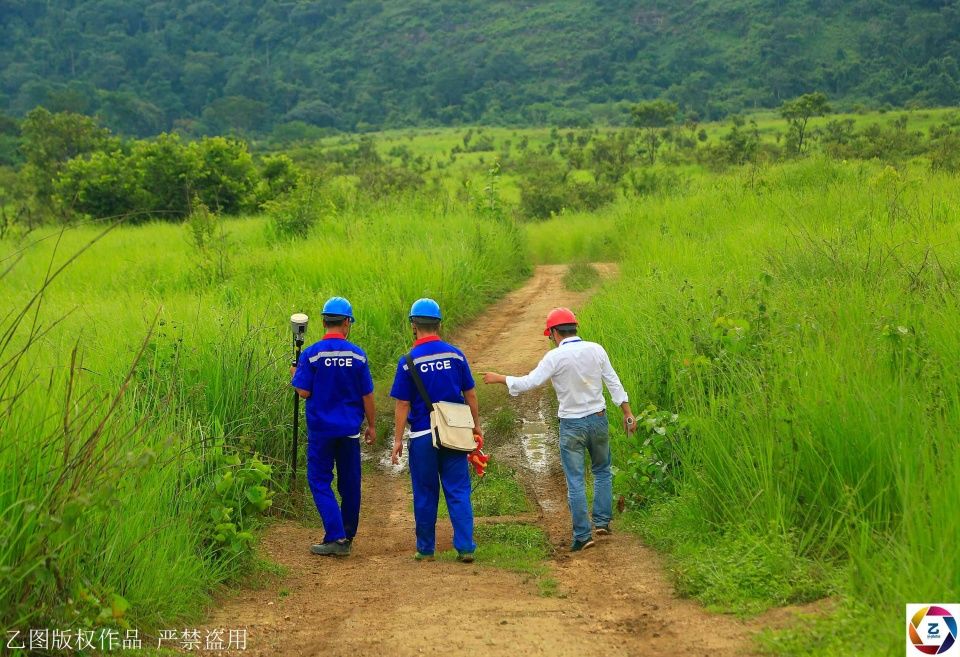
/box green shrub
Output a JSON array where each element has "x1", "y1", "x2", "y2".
[
  {"x1": 55, "y1": 150, "x2": 147, "y2": 221},
  {"x1": 191, "y1": 136, "x2": 259, "y2": 214},
  {"x1": 357, "y1": 164, "x2": 424, "y2": 198},
  {"x1": 614, "y1": 405, "x2": 684, "y2": 507},
  {"x1": 517, "y1": 153, "x2": 615, "y2": 219},
  {"x1": 52, "y1": 134, "x2": 263, "y2": 221},
  {"x1": 264, "y1": 178, "x2": 332, "y2": 241},
  {"x1": 624, "y1": 168, "x2": 685, "y2": 196},
  {"x1": 562, "y1": 262, "x2": 601, "y2": 291},
  {"x1": 131, "y1": 133, "x2": 200, "y2": 219},
  {"x1": 186, "y1": 200, "x2": 231, "y2": 284},
  {"x1": 205, "y1": 448, "x2": 274, "y2": 559}
]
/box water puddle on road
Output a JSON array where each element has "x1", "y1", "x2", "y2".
[
  {"x1": 518, "y1": 401, "x2": 566, "y2": 515},
  {"x1": 521, "y1": 408, "x2": 551, "y2": 474},
  {"x1": 378, "y1": 449, "x2": 407, "y2": 474},
  {"x1": 368, "y1": 432, "x2": 409, "y2": 474}
]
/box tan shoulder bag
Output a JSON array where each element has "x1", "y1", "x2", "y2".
[{"x1": 405, "y1": 354, "x2": 477, "y2": 452}]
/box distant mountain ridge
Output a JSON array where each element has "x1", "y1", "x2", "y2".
[{"x1": 1, "y1": 0, "x2": 958, "y2": 136}]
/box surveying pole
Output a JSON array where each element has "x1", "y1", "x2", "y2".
[{"x1": 289, "y1": 313, "x2": 309, "y2": 491}]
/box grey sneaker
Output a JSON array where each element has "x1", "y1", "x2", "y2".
[
  {"x1": 595, "y1": 525, "x2": 612, "y2": 536},
  {"x1": 570, "y1": 538, "x2": 596, "y2": 552},
  {"x1": 310, "y1": 540, "x2": 351, "y2": 556},
  {"x1": 414, "y1": 552, "x2": 435, "y2": 562}
]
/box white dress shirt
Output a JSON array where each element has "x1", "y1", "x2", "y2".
[{"x1": 506, "y1": 337, "x2": 629, "y2": 419}]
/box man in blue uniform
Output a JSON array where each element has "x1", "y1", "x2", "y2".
[
  {"x1": 390, "y1": 298, "x2": 481, "y2": 562},
  {"x1": 291, "y1": 296, "x2": 376, "y2": 557}
]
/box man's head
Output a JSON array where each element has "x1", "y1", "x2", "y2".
[
  {"x1": 543, "y1": 307, "x2": 578, "y2": 343},
  {"x1": 322, "y1": 314, "x2": 352, "y2": 336},
  {"x1": 549, "y1": 323, "x2": 578, "y2": 343},
  {"x1": 409, "y1": 298, "x2": 442, "y2": 340},
  {"x1": 322, "y1": 296, "x2": 355, "y2": 336}
]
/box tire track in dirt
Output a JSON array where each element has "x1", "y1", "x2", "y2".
[{"x1": 197, "y1": 264, "x2": 771, "y2": 657}]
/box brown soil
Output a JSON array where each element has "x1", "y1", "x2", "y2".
[{"x1": 197, "y1": 264, "x2": 786, "y2": 657}]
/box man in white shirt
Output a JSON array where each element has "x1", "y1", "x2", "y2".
[{"x1": 483, "y1": 307, "x2": 636, "y2": 551}]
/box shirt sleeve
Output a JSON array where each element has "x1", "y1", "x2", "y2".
[
  {"x1": 599, "y1": 347, "x2": 629, "y2": 406},
  {"x1": 291, "y1": 349, "x2": 314, "y2": 391},
  {"x1": 459, "y1": 351, "x2": 476, "y2": 392},
  {"x1": 389, "y1": 358, "x2": 412, "y2": 401},
  {"x1": 506, "y1": 352, "x2": 556, "y2": 396},
  {"x1": 358, "y1": 350, "x2": 374, "y2": 396}
]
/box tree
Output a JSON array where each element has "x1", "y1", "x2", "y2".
[
  {"x1": 630, "y1": 100, "x2": 677, "y2": 164},
  {"x1": 54, "y1": 150, "x2": 146, "y2": 221},
  {"x1": 19, "y1": 107, "x2": 111, "y2": 205},
  {"x1": 201, "y1": 96, "x2": 270, "y2": 136},
  {"x1": 780, "y1": 92, "x2": 831, "y2": 155},
  {"x1": 256, "y1": 154, "x2": 300, "y2": 203},
  {"x1": 588, "y1": 130, "x2": 639, "y2": 184},
  {"x1": 99, "y1": 91, "x2": 166, "y2": 137},
  {"x1": 190, "y1": 137, "x2": 259, "y2": 214},
  {"x1": 129, "y1": 133, "x2": 200, "y2": 220}
]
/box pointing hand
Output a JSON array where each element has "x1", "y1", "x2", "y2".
[{"x1": 482, "y1": 372, "x2": 506, "y2": 385}]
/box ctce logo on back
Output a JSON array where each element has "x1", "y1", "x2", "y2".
[
  {"x1": 419, "y1": 360, "x2": 452, "y2": 373},
  {"x1": 324, "y1": 357, "x2": 353, "y2": 367}
]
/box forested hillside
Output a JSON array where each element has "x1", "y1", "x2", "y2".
[{"x1": 1, "y1": 0, "x2": 959, "y2": 136}]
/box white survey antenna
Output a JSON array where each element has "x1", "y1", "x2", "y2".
[{"x1": 290, "y1": 313, "x2": 309, "y2": 345}]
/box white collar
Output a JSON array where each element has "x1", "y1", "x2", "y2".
[{"x1": 559, "y1": 337, "x2": 582, "y2": 346}]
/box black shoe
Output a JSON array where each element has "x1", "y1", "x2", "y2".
[
  {"x1": 595, "y1": 525, "x2": 612, "y2": 536},
  {"x1": 310, "y1": 540, "x2": 351, "y2": 556},
  {"x1": 456, "y1": 551, "x2": 475, "y2": 563},
  {"x1": 570, "y1": 538, "x2": 596, "y2": 552}
]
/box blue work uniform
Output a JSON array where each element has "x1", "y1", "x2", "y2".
[
  {"x1": 292, "y1": 333, "x2": 374, "y2": 543},
  {"x1": 390, "y1": 335, "x2": 477, "y2": 555}
]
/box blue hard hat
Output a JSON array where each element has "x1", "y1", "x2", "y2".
[
  {"x1": 409, "y1": 298, "x2": 442, "y2": 321},
  {"x1": 322, "y1": 296, "x2": 355, "y2": 323}
]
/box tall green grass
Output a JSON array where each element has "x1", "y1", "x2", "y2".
[
  {"x1": 572, "y1": 158, "x2": 959, "y2": 654},
  {"x1": 0, "y1": 196, "x2": 528, "y2": 634}
]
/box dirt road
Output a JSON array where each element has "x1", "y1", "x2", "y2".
[{"x1": 198, "y1": 264, "x2": 764, "y2": 657}]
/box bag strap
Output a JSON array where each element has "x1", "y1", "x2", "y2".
[{"x1": 404, "y1": 353, "x2": 433, "y2": 409}]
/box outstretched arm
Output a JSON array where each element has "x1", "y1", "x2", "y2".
[{"x1": 483, "y1": 354, "x2": 555, "y2": 395}]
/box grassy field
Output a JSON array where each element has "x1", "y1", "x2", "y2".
[
  {"x1": 3, "y1": 106, "x2": 959, "y2": 654},
  {"x1": 271, "y1": 106, "x2": 960, "y2": 205},
  {"x1": 0, "y1": 196, "x2": 528, "y2": 635},
  {"x1": 525, "y1": 157, "x2": 960, "y2": 655}
]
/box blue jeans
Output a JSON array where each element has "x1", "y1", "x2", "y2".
[
  {"x1": 559, "y1": 413, "x2": 612, "y2": 542},
  {"x1": 306, "y1": 435, "x2": 362, "y2": 543},
  {"x1": 408, "y1": 435, "x2": 476, "y2": 555}
]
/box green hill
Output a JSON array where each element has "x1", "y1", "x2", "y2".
[{"x1": 1, "y1": 0, "x2": 959, "y2": 136}]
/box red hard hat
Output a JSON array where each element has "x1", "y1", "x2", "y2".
[{"x1": 544, "y1": 307, "x2": 578, "y2": 335}]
